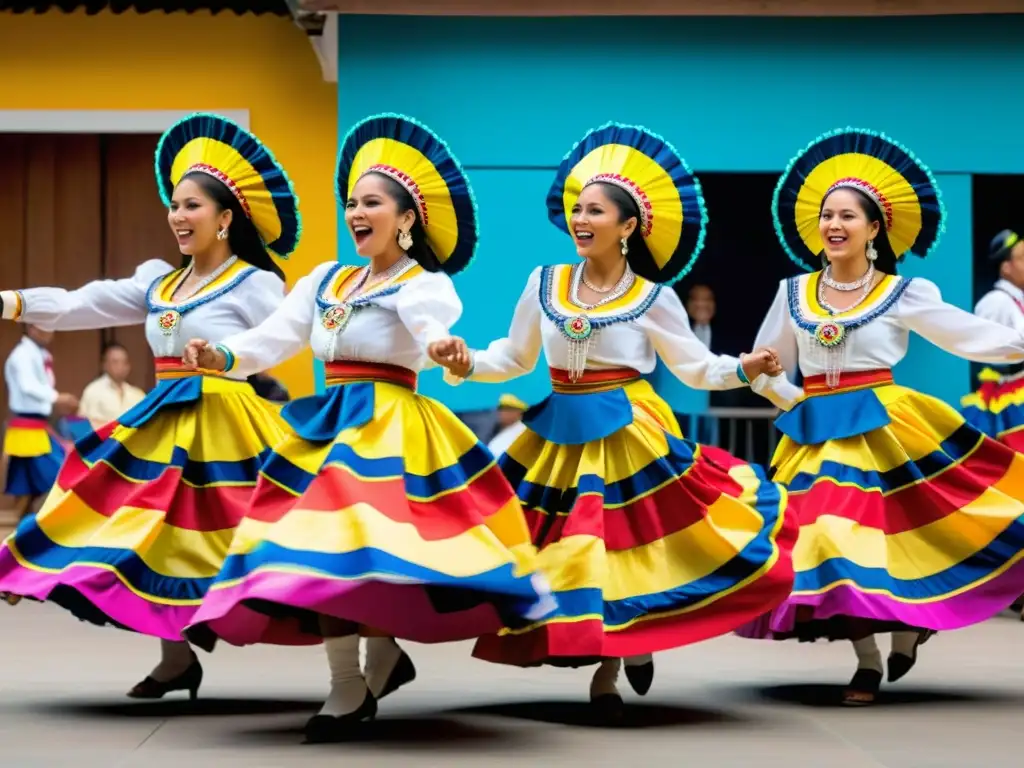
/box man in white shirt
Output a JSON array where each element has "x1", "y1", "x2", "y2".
[
  {"x1": 3, "y1": 325, "x2": 78, "y2": 518},
  {"x1": 975, "y1": 230, "x2": 1024, "y2": 333},
  {"x1": 486, "y1": 393, "x2": 529, "y2": 458},
  {"x1": 78, "y1": 342, "x2": 146, "y2": 430}
]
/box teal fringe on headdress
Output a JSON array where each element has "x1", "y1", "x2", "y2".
[
  {"x1": 772, "y1": 126, "x2": 946, "y2": 273},
  {"x1": 547, "y1": 121, "x2": 708, "y2": 286},
  {"x1": 154, "y1": 112, "x2": 302, "y2": 261},
  {"x1": 336, "y1": 113, "x2": 479, "y2": 278}
]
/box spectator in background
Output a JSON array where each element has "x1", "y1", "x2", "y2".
[
  {"x1": 78, "y1": 342, "x2": 146, "y2": 430},
  {"x1": 683, "y1": 284, "x2": 717, "y2": 444},
  {"x1": 685, "y1": 283, "x2": 716, "y2": 349},
  {"x1": 3, "y1": 325, "x2": 78, "y2": 519},
  {"x1": 486, "y1": 393, "x2": 528, "y2": 457}
]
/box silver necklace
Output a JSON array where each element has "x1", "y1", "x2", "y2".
[
  {"x1": 157, "y1": 255, "x2": 239, "y2": 355},
  {"x1": 813, "y1": 268, "x2": 877, "y2": 388},
  {"x1": 560, "y1": 262, "x2": 636, "y2": 381},
  {"x1": 580, "y1": 265, "x2": 631, "y2": 295},
  {"x1": 320, "y1": 255, "x2": 415, "y2": 359},
  {"x1": 821, "y1": 263, "x2": 874, "y2": 292}
]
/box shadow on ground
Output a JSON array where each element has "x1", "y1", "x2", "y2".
[
  {"x1": 449, "y1": 699, "x2": 751, "y2": 729},
  {"x1": 230, "y1": 715, "x2": 522, "y2": 750},
  {"x1": 30, "y1": 697, "x2": 321, "y2": 718},
  {"x1": 745, "y1": 683, "x2": 1024, "y2": 709}
]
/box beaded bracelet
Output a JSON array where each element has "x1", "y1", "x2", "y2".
[
  {"x1": 215, "y1": 343, "x2": 236, "y2": 373},
  {"x1": 736, "y1": 360, "x2": 750, "y2": 385}
]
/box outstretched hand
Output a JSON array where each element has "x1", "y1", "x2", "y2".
[
  {"x1": 428, "y1": 336, "x2": 472, "y2": 378},
  {"x1": 182, "y1": 338, "x2": 227, "y2": 372},
  {"x1": 739, "y1": 346, "x2": 782, "y2": 381}
]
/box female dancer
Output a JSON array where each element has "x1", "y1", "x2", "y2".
[
  {"x1": 738, "y1": 128, "x2": 1024, "y2": 705},
  {"x1": 960, "y1": 230, "x2": 1024, "y2": 452},
  {"x1": 179, "y1": 114, "x2": 553, "y2": 743},
  {"x1": 0, "y1": 113, "x2": 297, "y2": 699},
  {"x1": 429, "y1": 123, "x2": 797, "y2": 719}
]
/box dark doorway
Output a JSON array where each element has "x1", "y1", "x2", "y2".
[
  {"x1": 968, "y1": 174, "x2": 1024, "y2": 386},
  {"x1": 670, "y1": 172, "x2": 795, "y2": 467},
  {"x1": 971, "y1": 174, "x2": 1024, "y2": 305}
]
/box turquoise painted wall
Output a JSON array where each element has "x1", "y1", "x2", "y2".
[{"x1": 336, "y1": 15, "x2": 1023, "y2": 411}]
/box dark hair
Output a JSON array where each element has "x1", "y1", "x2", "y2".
[
  {"x1": 588, "y1": 182, "x2": 659, "y2": 282},
  {"x1": 365, "y1": 172, "x2": 442, "y2": 272},
  {"x1": 102, "y1": 341, "x2": 128, "y2": 358},
  {"x1": 819, "y1": 187, "x2": 898, "y2": 275},
  {"x1": 180, "y1": 171, "x2": 285, "y2": 280}
]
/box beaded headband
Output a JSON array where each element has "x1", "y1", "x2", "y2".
[
  {"x1": 772, "y1": 127, "x2": 944, "y2": 271},
  {"x1": 584, "y1": 173, "x2": 654, "y2": 237},
  {"x1": 362, "y1": 164, "x2": 429, "y2": 227},
  {"x1": 186, "y1": 163, "x2": 253, "y2": 219},
  {"x1": 155, "y1": 113, "x2": 301, "y2": 261},
  {"x1": 825, "y1": 177, "x2": 893, "y2": 231}
]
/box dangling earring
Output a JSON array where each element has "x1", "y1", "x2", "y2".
[
  {"x1": 866, "y1": 239, "x2": 878, "y2": 262},
  {"x1": 620, "y1": 237, "x2": 629, "y2": 256},
  {"x1": 398, "y1": 230, "x2": 413, "y2": 251},
  {"x1": 216, "y1": 228, "x2": 229, "y2": 241}
]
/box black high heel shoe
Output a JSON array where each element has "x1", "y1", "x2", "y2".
[
  {"x1": 887, "y1": 629, "x2": 935, "y2": 683},
  {"x1": 304, "y1": 691, "x2": 378, "y2": 744},
  {"x1": 842, "y1": 668, "x2": 882, "y2": 706},
  {"x1": 376, "y1": 649, "x2": 417, "y2": 700},
  {"x1": 624, "y1": 660, "x2": 654, "y2": 696},
  {"x1": 127, "y1": 657, "x2": 203, "y2": 700}
]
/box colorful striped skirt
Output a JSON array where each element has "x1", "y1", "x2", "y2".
[
  {"x1": 738, "y1": 369, "x2": 1024, "y2": 642},
  {"x1": 472, "y1": 367, "x2": 796, "y2": 668},
  {"x1": 3, "y1": 414, "x2": 66, "y2": 498},
  {"x1": 960, "y1": 367, "x2": 1024, "y2": 453},
  {"x1": 0, "y1": 361, "x2": 288, "y2": 640},
  {"x1": 185, "y1": 361, "x2": 553, "y2": 650}
]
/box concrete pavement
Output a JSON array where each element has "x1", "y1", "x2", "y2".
[{"x1": 2, "y1": 601, "x2": 1023, "y2": 767}]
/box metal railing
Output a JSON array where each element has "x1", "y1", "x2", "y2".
[{"x1": 682, "y1": 407, "x2": 781, "y2": 466}]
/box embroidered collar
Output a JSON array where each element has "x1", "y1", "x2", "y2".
[
  {"x1": 146, "y1": 260, "x2": 257, "y2": 315},
  {"x1": 538, "y1": 264, "x2": 661, "y2": 329},
  {"x1": 787, "y1": 271, "x2": 911, "y2": 333},
  {"x1": 315, "y1": 261, "x2": 422, "y2": 313}
]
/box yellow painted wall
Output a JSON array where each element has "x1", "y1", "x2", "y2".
[{"x1": 0, "y1": 9, "x2": 337, "y2": 397}]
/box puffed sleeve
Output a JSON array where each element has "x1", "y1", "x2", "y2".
[
  {"x1": 0, "y1": 259, "x2": 173, "y2": 332},
  {"x1": 898, "y1": 278, "x2": 1024, "y2": 363},
  {"x1": 641, "y1": 287, "x2": 745, "y2": 390},
  {"x1": 396, "y1": 270, "x2": 463, "y2": 365},
  {"x1": 447, "y1": 266, "x2": 544, "y2": 386},
  {"x1": 219, "y1": 263, "x2": 326, "y2": 378},
  {"x1": 748, "y1": 279, "x2": 805, "y2": 411},
  {"x1": 236, "y1": 269, "x2": 286, "y2": 329}
]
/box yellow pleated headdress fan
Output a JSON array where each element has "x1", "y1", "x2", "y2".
[
  {"x1": 155, "y1": 113, "x2": 301, "y2": 261},
  {"x1": 546, "y1": 122, "x2": 708, "y2": 285},
  {"x1": 773, "y1": 127, "x2": 945, "y2": 271},
  {"x1": 336, "y1": 114, "x2": 478, "y2": 277}
]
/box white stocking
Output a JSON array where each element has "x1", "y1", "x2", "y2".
[
  {"x1": 590, "y1": 658, "x2": 621, "y2": 699},
  {"x1": 851, "y1": 635, "x2": 883, "y2": 674},
  {"x1": 890, "y1": 630, "x2": 920, "y2": 657},
  {"x1": 319, "y1": 635, "x2": 368, "y2": 717}
]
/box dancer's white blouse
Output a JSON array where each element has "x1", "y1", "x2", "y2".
[
  {"x1": 750, "y1": 272, "x2": 1024, "y2": 410},
  {"x1": 974, "y1": 279, "x2": 1024, "y2": 334},
  {"x1": 448, "y1": 265, "x2": 745, "y2": 389},
  {"x1": 1, "y1": 258, "x2": 284, "y2": 382},
  {"x1": 220, "y1": 260, "x2": 460, "y2": 377}
]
